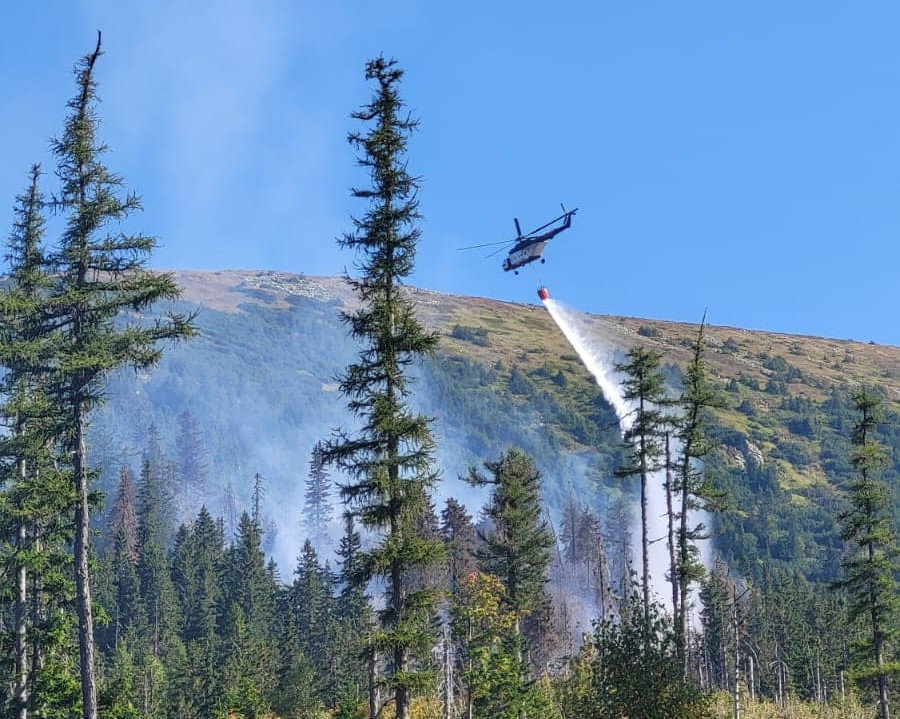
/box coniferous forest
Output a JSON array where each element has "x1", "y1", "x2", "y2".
[{"x1": 1, "y1": 38, "x2": 898, "y2": 719}]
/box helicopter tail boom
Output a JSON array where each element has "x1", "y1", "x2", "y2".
[{"x1": 528, "y1": 206, "x2": 578, "y2": 236}]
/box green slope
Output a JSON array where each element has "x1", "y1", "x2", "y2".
[{"x1": 90, "y1": 270, "x2": 899, "y2": 582}]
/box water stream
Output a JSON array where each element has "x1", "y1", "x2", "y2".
[{"x1": 541, "y1": 295, "x2": 705, "y2": 608}]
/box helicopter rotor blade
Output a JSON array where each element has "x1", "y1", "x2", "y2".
[
  {"x1": 457, "y1": 239, "x2": 515, "y2": 251},
  {"x1": 486, "y1": 245, "x2": 511, "y2": 258}
]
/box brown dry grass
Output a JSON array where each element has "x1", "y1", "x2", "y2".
[
  {"x1": 172, "y1": 269, "x2": 899, "y2": 398},
  {"x1": 710, "y1": 691, "x2": 870, "y2": 719}
]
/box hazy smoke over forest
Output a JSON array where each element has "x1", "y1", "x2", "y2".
[{"x1": 88, "y1": 281, "x2": 707, "y2": 621}]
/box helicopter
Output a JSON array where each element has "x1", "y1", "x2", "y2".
[{"x1": 459, "y1": 204, "x2": 578, "y2": 274}]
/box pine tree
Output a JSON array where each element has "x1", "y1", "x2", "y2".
[
  {"x1": 304, "y1": 442, "x2": 333, "y2": 550},
  {"x1": 333, "y1": 512, "x2": 373, "y2": 715},
  {"x1": 467, "y1": 448, "x2": 554, "y2": 676},
  {"x1": 45, "y1": 34, "x2": 195, "y2": 718},
  {"x1": 133, "y1": 460, "x2": 181, "y2": 718},
  {"x1": 219, "y1": 513, "x2": 279, "y2": 715},
  {"x1": 440, "y1": 497, "x2": 478, "y2": 597},
  {"x1": 169, "y1": 507, "x2": 225, "y2": 718},
  {"x1": 105, "y1": 467, "x2": 141, "y2": 650},
  {"x1": 324, "y1": 56, "x2": 443, "y2": 719},
  {"x1": 615, "y1": 346, "x2": 671, "y2": 634},
  {"x1": 175, "y1": 410, "x2": 210, "y2": 519},
  {"x1": 287, "y1": 540, "x2": 337, "y2": 704},
  {"x1": 0, "y1": 164, "x2": 76, "y2": 719},
  {"x1": 833, "y1": 389, "x2": 898, "y2": 719},
  {"x1": 673, "y1": 318, "x2": 720, "y2": 670}
]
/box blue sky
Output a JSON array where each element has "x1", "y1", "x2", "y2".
[{"x1": 2, "y1": 2, "x2": 898, "y2": 345}]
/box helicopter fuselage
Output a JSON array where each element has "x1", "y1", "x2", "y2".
[{"x1": 502, "y1": 240, "x2": 548, "y2": 272}]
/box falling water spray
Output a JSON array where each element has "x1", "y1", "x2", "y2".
[
  {"x1": 539, "y1": 289, "x2": 709, "y2": 610},
  {"x1": 541, "y1": 294, "x2": 633, "y2": 430}
]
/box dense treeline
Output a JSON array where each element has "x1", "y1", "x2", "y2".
[
  {"x1": 1, "y1": 38, "x2": 897, "y2": 719},
  {"x1": 4, "y1": 434, "x2": 889, "y2": 718},
  {"x1": 3, "y1": 397, "x2": 895, "y2": 717}
]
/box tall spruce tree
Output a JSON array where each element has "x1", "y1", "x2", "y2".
[
  {"x1": 616, "y1": 346, "x2": 671, "y2": 635},
  {"x1": 0, "y1": 165, "x2": 46, "y2": 719},
  {"x1": 271, "y1": 608, "x2": 321, "y2": 719},
  {"x1": 135, "y1": 460, "x2": 178, "y2": 659},
  {"x1": 335, "y1": 512, "x2": 366, "y2": 614},
  {"x1": 175, "y1": 410, "x2": 210, "y2": 519},
  {"x1": 104, "y1": 467, "x2": 140, "y2": 651},
  {"x1": 131, "y1": 460, "x2": 182, "y2": 718},
  {"x1": 44, "y1": 35, "x2": 196, "y2": 718},
  {"x1": 333, "y1": 511, "x2": 374, "y2": 714},
  {"x1": 467, "y1": 450, "x2": 553, "y2": 653},
  {"x1": 324, "y1": 56, "x2": 443, "y2": 719},
  {"x1": 304, "y1": 442, "x2": 333, "y2": 550},
  {"x1": 0, "y1": 164, "x2": 75, "y2": 719},
  {"x1": 288, "y1": 540, "x2": 337, "y2": 703},
  {"x1": 440, "y1": 497, "x2": 478, "y2": 597},
  {"x1": 219, "y1": 513, "x2": 279, "y2": 717},
  {"x1": 169, "y1": 507, "x2": 225, "y2": 718},
  {"x1": 833, "y1": 389, "x2": 898, "y2": 719},
  {"x1": 673, "y1": 318, "x2": 720, "y2": 669}
]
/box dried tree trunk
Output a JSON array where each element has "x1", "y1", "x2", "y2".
[{"x1": 73, "y1": 410, "x2": 98, "y2": 719}]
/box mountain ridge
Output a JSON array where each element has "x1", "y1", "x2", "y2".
[{"x1": 169, "y1": 268, "x2": 899, "y2": 391}]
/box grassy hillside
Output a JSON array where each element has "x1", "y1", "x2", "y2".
[
  {"x1": 93, "y1": 270, "x2": 898, "y2": 581},
  {"x1": 174, "y1": 269, "x2": 899, "y2": 399}
]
